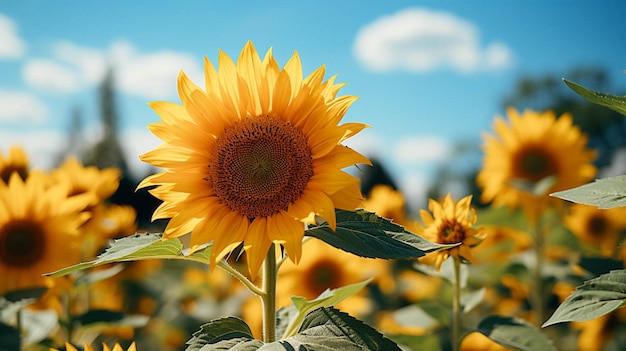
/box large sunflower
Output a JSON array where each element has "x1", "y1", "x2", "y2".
[
  {"x1": 139, "y1": 41, "x2": 370, "y2": 278},
  {"x1": 477, "y1": 108, "x2": 596, "y2": 222},
  {"x1": 0, "y1": 172, "x2": 90, "y2": 294}
]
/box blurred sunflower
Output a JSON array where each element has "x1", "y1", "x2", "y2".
[
  {"x1": 139, "y1": 41, "x2": 369, "y2": 278},
  {"x1": 461, "y1": 332, "x2": 513, "y2": 350},
  {"x1": 50, "y1": 342, "x2": 137, "y2": 351},
  {"x1": 564, "y1": 203, "x2": 626, "y2": 257},
  {"x1": 471, "y1": 225, "x2": 532, "y2": 264},
  {"x1": 0, "y1": 145, "x2": 30, "y2": 183},
  {"x1": 52, "y1": 156, "x2": 121, "y2": 209},
  {"x1": 0, "y1": 172, "x2": 90, "y2": 294},
  {"x1": 477, "y1": 108, "x2": 596, "y2": 222},
  {"x1": 413, "y1": 194, "x2": 484, "y2": 270},
  {"x1": 361, "y1": 184, "x2": 407, "y2": 225}
]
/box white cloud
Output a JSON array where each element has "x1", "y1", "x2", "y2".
[
  {"x1": 398, "y1": 172, "x2": 430, "y2": 212},
  {"x1": 342, "y1": 130, "x2": 387, "y2": 159},
  {"x1": 394, "y1": 136, "x2": 450, "y2": 164},
  {"x1": 121, "y1": 128, "x2": 162, "y2": 178},
  {"x1": 110, "y1": 41, "x2": 204, "y2": 99},
  {"x1": 0, "y1": 129, "x2": 63, "y2": 171},
  {"x1": 24, "y1": 39, "x2": 203, "y2": 100},
  {"x1": 0, "y1": 13, "x2": 26, "y2": 59},
  {"x1": 354, "y1": 7, "x2": 514, "y2": 73},
  {"x1": 0, "y1": 90, "x2": 48, "y2": 122},
  {"x1": 23, "y1": 59, "x2": 80, "y2": 93}
]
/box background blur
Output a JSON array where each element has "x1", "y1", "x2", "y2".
[{"x1": 1, "y1": 0, "x2": 625, "y2": 220}]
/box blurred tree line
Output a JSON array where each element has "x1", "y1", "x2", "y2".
[{"x1": 56, "y1": 68, "x2": 162, "y2": 230}]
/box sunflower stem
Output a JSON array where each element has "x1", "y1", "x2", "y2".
[
  {"x1": 217, "y1": 260, "x2": 264, "y2": 296},
  {"x1": 261, "y1": 243, "x2": 277, "y2": 343},
  {"x1": 530, "y1": 218, "x2": 544, "y2": 326},
  {"x1": 452, "y1": 258, "x2": 462, "y2": 351}
]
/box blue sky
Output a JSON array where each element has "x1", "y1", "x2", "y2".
[{"x1": 0, "y1": 0, "x2": 624, "y2": 209}]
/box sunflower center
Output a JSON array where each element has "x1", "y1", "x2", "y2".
[
  {"x1": 304, "y1": 259, "x2": 343, "y2": 296},
  {"x1": 209, "y1": 116, "x2": 314, "y2": 219},
  {"x1": 0, "y1": 220, "x2": 46, "y2": 267},
  {"x1": 437, "y1": 220, "x2": 466, "y2": 244},
  {"x1": 586, "y1": 215, "x2": 608, "y2": 237},
  {"x1": 513, "y1": 147, "x2": 556, "y2": 182}
]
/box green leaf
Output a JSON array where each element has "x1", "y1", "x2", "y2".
[
  {"x1": 0, "y1": 321, "x2": 20, "y2": 351},
  {"x1": 277, "y1": 307, "x2": 401, "y2": 351},
  {"x1": 477, "y1": 315, "x2": 557, "y2": 351},
  {"x1": 542, "y1": 269, "x2": 626, "y2": 327},
  {"x1": 387, "y1": 333, "x2": 441, "y2": 351},
  {"x1": 563, "y1": 78, "x2": 626, "y2": 116},
  {"x1": 551, "y1": 175, "x2": 626, "y2": 209},
  {"x1": 47, "y1": 233, "x2": 213, "y2": 276},
  {"x1": 74, "y1": 264, "x2": 125, "y2": 286},
  {"x1": 305, "y1": 209, "x2": 454, "y2": 260},
  {"x1": 186, "y1": 317, "x2": 262, "y2": 351},
  {"x1": 282, "y1": 279, "x2": 371, "y2": 338}
]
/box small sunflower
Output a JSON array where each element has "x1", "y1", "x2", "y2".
[
  {"x1": 564, "y1": 203, "x2": 626, "y2": 257},
  {"x1": 139, "y1": 41, "x2": 370, "y2": 278},
  {"x1": 52, "y1": 156, "x2": 121, "y2": 208},
  {"x1": 413, "y1": 194, "x2": 484, "y2": 270},
  {"x1": 0, "y1": 145, "x2": 30, "y2": 183},
  {"x1": 477, "y1": 108, "x2": 596, "y2": 222},
  {"x1": 0, "y1": 172, "x2": 90, "y2": 294}
]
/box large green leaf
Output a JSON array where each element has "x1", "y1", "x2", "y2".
[
  {"x1": 551, "y1": 175, "x2": 626, "y2": 209},
  {"x1": 186, "y1": 317, "x2": 263, "y2": 351},
  {"x1": 477, "y1": 316, "x2": 557, "y2": 351},
  {"x1": 275, "y1": 307, "x2": 401, "y2": 351},
  {"x1": 281, "y1": 279, "x2": 371, "y2": 338},
  {"x1": 563, "y1": 78, "x2": 626, "y2": 116},
  {"x1": 47, "y1": 233, "x2": 213, "y2": 276},
  {"x1": 542, "y1": 269, "x2": 626, "y2": 327},
  {"x1": 305, "y1": 209, "x2": 454, "y2": 259}
]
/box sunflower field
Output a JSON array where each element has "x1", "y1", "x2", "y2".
[{"x1": 1, "y1": 42, "x2": 626, "y2": 351}]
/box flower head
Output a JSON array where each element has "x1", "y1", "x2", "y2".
[
  {"x1": 477, "y1": 108, "x2": 596, "y2": 222},
  {"x1": 0, "y1": 172, "x2": 90, "y2": 294},
  {"x1": 50, "y1": 342, "x2": 137, "y2": 351},
  {"x1": 139, "y1": 41, "x2": 369, "y2": 278},
  {"x1": 413, "y1": 194, "x2": 484, "y2": 270},
  {"x1": 564, "y1": 203, "x2": 626, "y2": 257}
]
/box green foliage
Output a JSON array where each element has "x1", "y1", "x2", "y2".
[
  {"x1": 281, "y1": 279, "x2": 371, "y2": 338},
  {"x1": 306, "y1": 209, "x2": 454, "y2": 260},
  {"x1": 563, "y1": 78, "x2": 626, "y2": 116},
  {"x1": 47, "y1": 233, "x2": 212, "y2": 276},
  {"x1": 186, "y1": 307, "x2": 401, "y2": 351},
  {"x1": 543, "y1": 269, "x2": 626, "y2": 327},
  {"x1": 478, "y1": 316, "x2": 557, "y2": 351},
  {"x1": 551, "y1": 175, "x2": 626, "y2": 209}
]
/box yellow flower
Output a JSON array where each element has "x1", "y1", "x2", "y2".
[
  {"x1": 461, "y1": 332, "x2": 514, "y2": 350},
  {"x1": 564, "y1": 203, "x2": 626, "y2": 257},
  {"x1": 50, "y1": 342, "x2": 137, "y2": 351},
  {"x1": 52, "y1": 156, "x2": 121, "y2": 208},
  {"x1": 0, "y1": 172, "x2": 90, "y2": 294},
  {"x1": 139, "y1": 41, "x2": 369, "y2": 278},
  {"x1": 477, "y1": 108, "x2": 596, "y2": 222},
  {"x1": 361, "y1": 184, "x2": 407, "y2": 225},
  {"x1": 0, "y1": 145, "x2": 30, "y2": 183},
  {"x1": 413, "y1": 194, "x2": 484, "y2": 270},
  {"x1": 470, "y1": 225, "x2": 532, "y2": 264}
]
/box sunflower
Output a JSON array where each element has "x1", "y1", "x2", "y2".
[
  {"x1": 139, "y1": 41, "x2": 369, "y2": 278},
  {"x1": 0, "y1": 145, "x2": 30, "y2": 183},
  {"x1": 564, "y1": 203, "x2": 626, "y2": 257},
  {"x1": 477, "y1": 108, "x2": 596, "y2": 222},
  {"x1": 50, "y1": 342, "x2": 137, "y2": 351},
  {"x1": 0, "y1": 172, "x2": 90, "y2": 294},
  {"x1": 361, "y1": 184, "x2": 407, "y2": 225},
  {"x1": 413, "y1": 194, "x2": 484, "y2": 270},
  {"x1": 52, "y1": 156, "x2": 121, "y2": 208}
]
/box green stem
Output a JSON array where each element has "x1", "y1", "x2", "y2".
[
  {"x1": 261, "y1": 243, "x2": 277, "y2": 343},
  {"x1": 217, "y1": 260, "x2": 264, "y2": 296},
  {"x1": 452, "y1": 258, "x2": 462, "y2": 351},
  {"x1": 530, "y1": 219, "x2": 544, "y2": 326}
]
